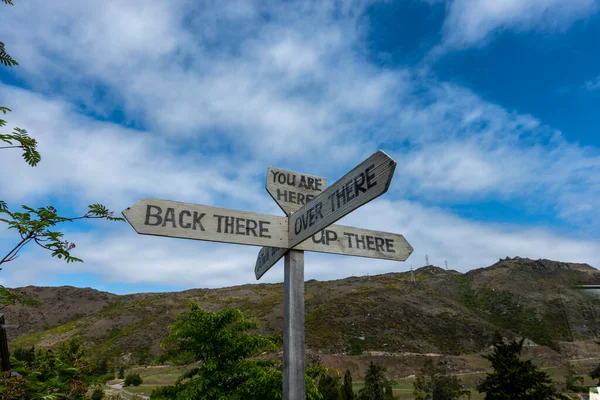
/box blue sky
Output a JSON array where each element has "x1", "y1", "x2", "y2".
[{"x1": 1, "y1": 0, "x2": 600, "y2": 294}]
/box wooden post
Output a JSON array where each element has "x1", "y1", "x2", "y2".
[{"x1": 283, "y1": 249, "x2": 305, "y2": 400}]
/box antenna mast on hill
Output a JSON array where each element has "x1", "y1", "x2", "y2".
[
  {"x1": 425, "y1": 254, "x2": 429, "y2": 266},
  {"x1": 410, "y1": 265, "x2": 415, "y2": 283},
  {"x1": 445, "y1": 260, "x2": 448, "y2": 270}
]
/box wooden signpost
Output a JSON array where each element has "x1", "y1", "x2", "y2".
[{"x1": 123, "y1": 150, "x2": 413, "y2": 400}]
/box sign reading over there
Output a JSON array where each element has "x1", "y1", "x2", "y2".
[
  {"x1": 123, "y1": 198, "x2": 288, "y2": 248},
  {"x1": 266, "y1": 167, "x2": 327, "y2": 215},
  {"x1": 288, "y1": 150, "x2": 396, "y2": 248}
]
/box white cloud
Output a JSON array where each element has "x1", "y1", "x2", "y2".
[
  {"x1": 0, "y1": 85, "x2": 270, "y2": 212},
  {"x1": 441, "y1": 0, "x2": 598, "y2": 49},
  {"x1": 584, "y1": 76, "x2": 600, "y2": 91}
]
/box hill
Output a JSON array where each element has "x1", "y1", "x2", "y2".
[{"x1": 4, "y1": 257, "x2": 600, "y2": 372}]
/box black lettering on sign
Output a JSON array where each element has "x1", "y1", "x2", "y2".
[
  {"x1": 353, "y1": 173, "x2": 366, "y2": 197},
  {"x1": 193, "y1": 212, "x2": 205, "y2": 231},
  {"x1": 236, "y1": 218, "x2": 245, "y2": 235},
  {"x1": 179, "y1": 210, "x2": 191, "y2": 229},
  {"x1": 315, "y1": 178, "x2": 323, "y2": 191},
  {"x1": 311, "y1": 229, "x2": 337, "y2": 245},
  {"x1": 162, "y1": 208, "x2": 176, "y2": 228},
  {"x1": 385, "y1": 238, "x2": 395, "y2": 253},
  {"x1": 306, "y1": 194, "x2": 315, "y2": 202},
  {"x1": 145, "y1": 205, "x2": 162, "y2": 226},
  {"x1": 327, "y1": 165, "x2": 378, "y2": 213},
  {"x1": 225, "y1": 216, "x2": 234, "y2": 234},
  {"x1": 273, "y1": 171, "x2": 297, "y2": 186},
  {"x1": 366, "y1": 164, "x2": 377, "y2": 188},
  {"x1": 214, "y1": 214, "x2": 224, "y2": 233},
  {"x1": 297, "y1": 192, "x2": 305, "y2": 205},
  {"x1": 366, "y1": 235, "x2": 375, "y2": 250},
  {"x1": 355, "y1": 234, "x2": 366, "y2": 249},
  {"x1": 294, "y1": 202, "x2": 324, "y2": 235},
  {"x1": 289, "y1": 191, "x2": 297, "y2": 204},
  {"x1": 312, "y1": 231, "x2": 325, "y2": 244},
  {"x1": 259, "y1": 221, "x2": 271, "y2": 238},
  {"x1": 277, "y1": 189, "x2": 288, "y2": 202},
  {"x1": 375, "y1": 237, "x2": 385, "y2": 252},
  {"x1": 277, "y1": 172, "x2": 286, "y2": 184},
  {"x1": 246, "y1": 219, "x2": 258, "y2": 236},
  {"x1": 298, "y1": 176, "x2": 308, "y2": 189},
  {"x1": 325, "y1": 230, "x2": 337, "y2": 245},
  {"x1": 343, "y1": 232, "x2": 354, "y2": 248}
]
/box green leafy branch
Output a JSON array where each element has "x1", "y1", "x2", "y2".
[
  {"x1": 0, "y1": 107, "x2": 40, "y2": 166},
  {"x1": 0, "y1": 41, "x2": 18, "y2": 67},
  {"x1": 0, "y1": 203, "x2": 124, "y2": 267}
]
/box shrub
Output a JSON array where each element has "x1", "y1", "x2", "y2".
[
  {"x1": 91, "y1": 387, "x2": 104, "y2": 400},
  {"x1": 117, "y1": 365, "x2": 126, "y2": 379},
  {"x1": 124, "y1": 373, "x2": 143, "y2": 387}
]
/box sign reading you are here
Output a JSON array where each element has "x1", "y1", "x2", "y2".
[{"x1": 266, "y1": 167, "x2": 327, "y2": 215}]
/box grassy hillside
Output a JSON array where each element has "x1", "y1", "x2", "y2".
[{"x1": 5, "y1": 257, "x2": 600, "y2": 369}]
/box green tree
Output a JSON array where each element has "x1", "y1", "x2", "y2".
[
  {"x1": 357, "y1": 362, "x2": 394, "y2": 400},
  {"x1": 413, "y1": 359, "x2": 470, "y2": 400},
  {"x1": 4, "y1": 345, "x2": 94, "y2": 398},
  {"x1": 565, "y1": 363, "x2": 585, "y2": 392},
  {"x1": 0, "y1": 0, "x2": 123, "y2": 308},
  {"x1": 150, "y1": 303, "x2": 321, "y2": 400},
  {"x1": 124, "y1": 373, "x2": 143, "y2": 387},
  {"x1": 477, "y1": 334, "x2": 565, "y2": 399},
  {"x1": 590, "y1": 363, "x2": 600, "y2": 385},
  {"x1": 58, "y1": 335, "x2": 85, "y2": 364},
  {"x1": 342, "y1": 369, "x2": 355, "y2": 400},
  {"x1": 118, "y1": 365, "x2": 126, "y2": 379},
  {"x1": 318, "y1": 371, "x2": 342, "y2": 400},
  {"x1": 90, "y1": 387, "x2": 104, "y2": 400}
]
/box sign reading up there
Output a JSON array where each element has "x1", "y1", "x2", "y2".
[{"x1": 255, "y1": 224, "x2": 413, "y2": 279}]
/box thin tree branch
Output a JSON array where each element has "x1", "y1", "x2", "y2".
[
  {"x1": 0, "y1": 145, "x2": 23, "y2": 150},
  {"x1": 0, "y1": 233, "x2": 34, "y2": 266}
]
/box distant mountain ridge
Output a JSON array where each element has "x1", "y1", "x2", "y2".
[{"x1": 5, "y1": 257, "x2": 600, "y2": 367}]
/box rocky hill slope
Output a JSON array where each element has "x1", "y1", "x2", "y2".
[{"x1": 5, "y1": 257, "x2": 600, "y2": 366}]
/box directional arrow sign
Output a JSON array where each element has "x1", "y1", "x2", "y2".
[
  {"x1": 288, "y1": 150, "x2": 396, "y2": 248},
  {"x1": 266, "y1": 167, "x2": 327, "y2": 215},
  {"x1": 255, "y1": 224, "x2": 413, "y2": 279},
  {"x1": 123, "y1": 198, "x2": 288, "y2": 248}
]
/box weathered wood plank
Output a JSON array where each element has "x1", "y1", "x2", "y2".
[
  {"x1": 266, "y1": 167, "x2": 327, "y2": 215},
  {"x1": 122, "y1": 198, "x2": 288, "y2": 248},
  {"x1": 283, "y1": 250, "x2": 305, "y2": 400},
  {"x1": 288, "y1": 150, "x2": 396, "y2": 248},
  {"x1": 254, "y1": 224, "x2": 413, "y2": 279}
]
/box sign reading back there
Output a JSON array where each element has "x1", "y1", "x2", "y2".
[
  {"x1": 123, "y1": 198, "x2": 288, "y2": 249},
  {"x1": 288, "y1": 150, "x2": 396, "y2": 248},
  {"x1": 266, "y1": 167, "x2": 327, "y2": 215},
  {"x1": 255, "y1": 224, "x2": 413, "y2": 279}
]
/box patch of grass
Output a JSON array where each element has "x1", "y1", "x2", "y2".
[{"x1": 455, "y1": 275, "x2": 558, "y2": 349}]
